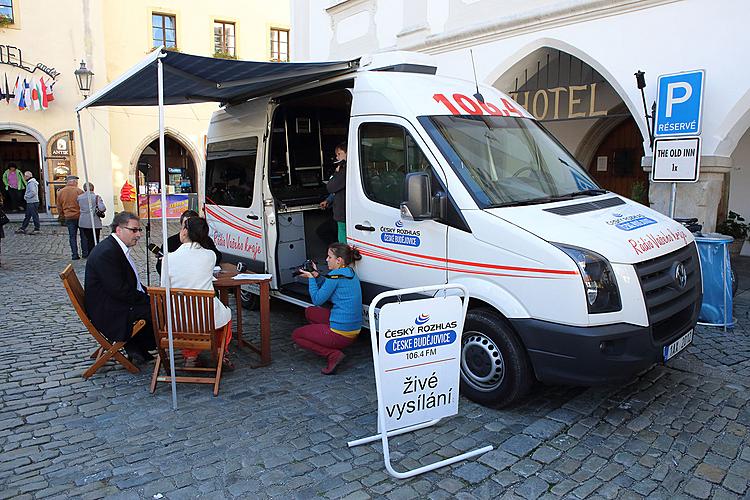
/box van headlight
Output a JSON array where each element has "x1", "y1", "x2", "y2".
[{"x1": 553, "y1": 244, "x2": 622, "y2": 314}]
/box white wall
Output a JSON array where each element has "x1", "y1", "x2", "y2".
[
  {"x1": 294, "y1": 0, "x2": 750, "y2": 161},
  {"x1": 729, "y1": 127, "x2": 750, "y2": 255}
]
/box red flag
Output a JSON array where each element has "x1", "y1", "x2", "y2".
[{"x1": 40, "y1": 77, "x2": 48, "y2": 109}]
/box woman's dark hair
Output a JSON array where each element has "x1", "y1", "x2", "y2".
[
  {"x1": 335, "y1": 142, "x2": 347, "y2": 154},
  {"x1": 328, "y1": 242, "x2": 361, "y2": 266},
  {"x1": 184, "y1": 217, "x2": 213, "y2": 249},
  {"x1": 180, "y1": 209, "x2": 200, "y2": 224}
]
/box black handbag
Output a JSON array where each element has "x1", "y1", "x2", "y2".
[
  {"x1": 0, "y1": 210, "x2": 8, "y2": 226},
  {"x1": 94, "y1": 196, "x2": 105, "y2": 218}
]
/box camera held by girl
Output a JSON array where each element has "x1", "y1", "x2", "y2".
[{"x1": 292, "y1": 243, "x2": 363, "y2": 374}]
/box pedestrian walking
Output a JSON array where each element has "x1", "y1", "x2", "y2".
[
  {"x1": 77, "y1": 182, "x2": 106, "y2": 255},
  {"x1": 16, "y1": 171, "x2": 40, "y2": 234},
  {"x1": 0, "y1": 204, "x2": 7, "y2": 268},
  {"x1": 2, "y1": 163, "x2": 27, "y2": 212},
  {"x1": 56, "y1": 175, "x2": 85, "y2": 260}
]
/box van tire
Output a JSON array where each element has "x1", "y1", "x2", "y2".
[
  {"x1": 240, "y1": 289, "x2": 260, "y2": 310},
  {"x1": 460, "y1": 308, "x2": 533, "y2": 408}
]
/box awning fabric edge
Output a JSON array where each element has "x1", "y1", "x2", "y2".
[{"x1": 75, "y1": 48, "x2": 359, "y2": 112}]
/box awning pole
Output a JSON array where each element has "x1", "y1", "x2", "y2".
[
  {"x1": 157, "y1": 54, "x2": 178, "y2": 410},
  {"x1": 76, "y1": 111, "x2": 98, "y2": 244}
]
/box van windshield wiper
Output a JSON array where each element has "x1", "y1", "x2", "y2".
[
  {"x1": 487, "y1": 189, "x2": 607, "y2": 208},
  {"x1": 549, "y1": 189, "x2": 608, "y2": 200},
  {"x1": 487, "y1": 196, "x2": 556, "y2": 208}
]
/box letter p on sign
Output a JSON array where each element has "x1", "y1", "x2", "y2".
[
  {"x1": 665, "y1": 82, "x2": 692, "y2": 118},
  {"x1": 655, "y1": 70, "x2": 705, "y2": 137}
]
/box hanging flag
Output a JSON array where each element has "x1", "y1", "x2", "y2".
[
  {"x1": 31, "y1": 78, "x2": 41, "y2": 111},
  {"x1": 23, "y1": 79, "x2": 32, "y2": 111},
  {"x1": 13, "y1": 76, "x2": 20, "y2": 107},
  {"x1": 46, "y1": 80, "x2": 55, "y2": 103},
  {"x1": 3, "y1": 73, "x2": 9, "y2": 103},
  {"x1": 17, "y1": 78, "x2": 27, "y2": 110},
  {"x1": 40, "y1": 77, "x2": 48, "y2": 109}
]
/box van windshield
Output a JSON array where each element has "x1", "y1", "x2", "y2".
[{"x1": 419, "y1": 115, "x2": 603, "y2": 208}]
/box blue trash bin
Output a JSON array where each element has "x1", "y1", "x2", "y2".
[{"x1": 694, "y1": 234, "x2": 734, "y2": 328}]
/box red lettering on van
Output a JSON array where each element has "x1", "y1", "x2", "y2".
[{"x1": 433, "y1": 93, "x2": 522, "y2": 118}]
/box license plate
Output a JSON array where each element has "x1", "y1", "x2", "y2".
[{"x1": 663, "y1": 329, "x2": 693, "y2": 361}]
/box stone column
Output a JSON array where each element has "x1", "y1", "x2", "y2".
[{"x1": 643, "y1": 155, "x2": 731, "y2": 232}]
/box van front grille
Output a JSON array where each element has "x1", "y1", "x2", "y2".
[{"x1": 634, "y1": 243, "x2": 701, "y2": 343}]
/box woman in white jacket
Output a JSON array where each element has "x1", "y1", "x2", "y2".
[{"x1": 160, "y1": 216, "x2": 233, "y2": 369}]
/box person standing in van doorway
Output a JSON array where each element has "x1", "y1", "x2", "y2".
[
  {"x1": 3, "y1": 163, "x2": 27, "y2": 212},
  {"x1": 319, "y1": 143, "x2": 348, "y2": 244},
  {"x1": 56, "y1": 175, "x2": 85, "y2": 260},
  {"x1": 15, "y1": 171, "x2": 40, "y2": 234}
]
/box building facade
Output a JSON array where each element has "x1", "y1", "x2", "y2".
[
  {"x1": 292, "y1": 0, "x2": 750, "y2": 250},
  {"x1": 0, "y1": 0, "x2": 290, "y2": 220}
]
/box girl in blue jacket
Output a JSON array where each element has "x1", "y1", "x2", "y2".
[{"x1": 293, "y1": 243, "x2": 363, "y2": 374}]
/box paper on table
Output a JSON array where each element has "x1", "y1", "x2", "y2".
[{"x1": 232, "y1": 273, "x2": 273, "y2": 280}]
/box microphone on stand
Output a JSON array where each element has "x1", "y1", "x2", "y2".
[{"x1": 137, "y1": 162, "x2": 153, "y2": 285}]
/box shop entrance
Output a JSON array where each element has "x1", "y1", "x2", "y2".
[
  {"x1": 495, "y1": 47, "x2": 646, "y2": 200},
  {"x1": 136, "y1": 135, "x2": 197, "y2": 193},
  {"x1": 0, "y1": 129, "x2": 45, "y2": 213},
  {"x1": 135, "y1": 134, "x2": 198, "y2": 218}
]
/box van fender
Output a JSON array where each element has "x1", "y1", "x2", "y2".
[{"x1": 449, "y1": 276, "x2": 529, "y2": 319}]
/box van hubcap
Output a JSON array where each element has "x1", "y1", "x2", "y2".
[{"x1": 461, "y1": 331, "x2": 505, "y2": 392}]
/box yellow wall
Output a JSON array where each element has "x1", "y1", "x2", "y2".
[{"x1": 0, "y1": 0, "x2": 290, "y2": 216}]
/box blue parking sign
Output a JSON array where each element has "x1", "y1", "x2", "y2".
[{"x1": 654, "y1": 70, "x2": 704, "y2": 137}]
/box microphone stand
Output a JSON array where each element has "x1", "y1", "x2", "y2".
[
  {"x1": 145, "y1": 192, "x2": 152, "y2": 286},
  {"x1": 138, "y1": 162, "x2": 153, "y2": 286}
]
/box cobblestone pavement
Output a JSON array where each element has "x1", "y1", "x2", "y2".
[{"x1": 1, "y1": 221, "x2": 750, "y2": 499}]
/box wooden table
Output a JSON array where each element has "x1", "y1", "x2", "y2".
[{"x1": 213, "y1": 269, "x2": 272, "y2": 368}]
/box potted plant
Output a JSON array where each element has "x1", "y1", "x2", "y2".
[{"x1": 716, "y1": 210, "x2": 749, "y2": 255}]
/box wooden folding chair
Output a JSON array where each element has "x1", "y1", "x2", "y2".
[
  {"x1": 59, "y1": 264, "x2": 146, "y2": 379},
  {"x1": 147, "y1": 287, "x2": 229, "y2": 396}
]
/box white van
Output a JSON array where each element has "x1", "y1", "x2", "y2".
[{"x1": 204, "y1": 53, "x2": 701, "y2": 407}]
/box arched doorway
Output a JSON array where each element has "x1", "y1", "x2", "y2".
[
  {"x1": 494, "y1": 47, "x2": 646, "y2": 200},
  {"x1": 136, "y1": 135, "x2": 197, "y2": 194},
  {"x1": 0, "y1": 129, "x2": 45, "y2": 213},
  {"x1": 134, "y1": 134, "x2": 199, "y2": 219},
  {"x1": 587, "y1": 118, "x2": 648, "y2": 203}
]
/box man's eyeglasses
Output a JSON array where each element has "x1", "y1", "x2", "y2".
[{"x1": 122, "y1": 226, "x2": 143, "y2": 233}]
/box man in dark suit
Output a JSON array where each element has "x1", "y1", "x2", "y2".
[{"x1": 84, "y1": 211, "x2": 155, "y2": 364}]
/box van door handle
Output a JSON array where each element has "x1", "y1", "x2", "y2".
[
  {"x1": 246, "y1": 214, "x2": 259, "y2": 220},
  {"x1": 355, "y1": 224, "x2": 375, "y2": 232}
]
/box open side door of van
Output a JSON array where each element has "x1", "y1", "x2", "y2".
[{"x1": 204, "y1": 133, "x2": 267, "y2": 274}]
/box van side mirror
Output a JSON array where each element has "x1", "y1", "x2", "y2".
[{"x1": 401, "y1": 172, "x2": 433, "y2": 221}]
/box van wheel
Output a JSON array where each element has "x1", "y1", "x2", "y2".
[
  {"x1": 240, "y1": 289, "x2": 259, "y2": 310},
  {"x1": 460, "y1": 308, "x2": 533, "y2": 408}
]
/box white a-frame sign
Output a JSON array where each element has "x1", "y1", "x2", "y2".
[{"x1": 348, "y1": 284, "x2": 492, "y2": 479}]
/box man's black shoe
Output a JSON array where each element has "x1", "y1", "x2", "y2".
[{"x1": 127, "y1": 351, "x2": 147, "y2": 365}]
